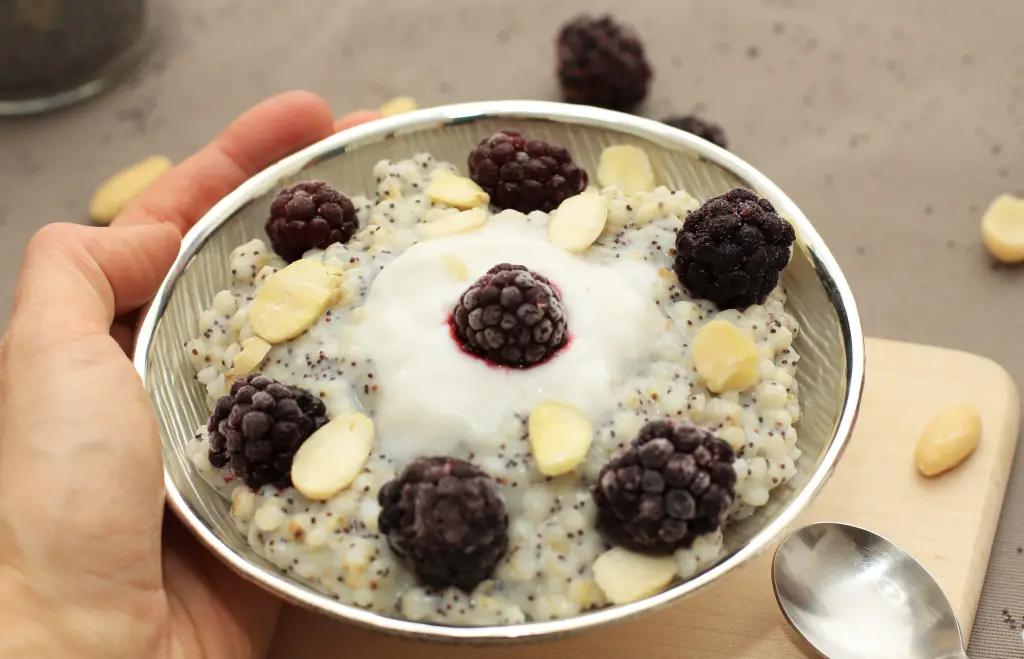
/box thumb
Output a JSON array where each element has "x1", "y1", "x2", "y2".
[{"x1": 10, "y1": 222, "x2": 180, "y2": 345}]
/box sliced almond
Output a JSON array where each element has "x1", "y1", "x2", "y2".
[
  {"x1": 593, "y1": 547, "x2": 677, "y2": 605},
  {"x1": 419, "y1": 207, "x2": 488, "y2": 240},
  {"x1": 547, "y1": 192, "x2": 609, "y2": 253},
  {"x1": 231, "y1": 336, "x2": 272, "y2": 375},
  {"x1": 528, "y1": 401, "x2": 593, "y2": 476},
  {"x1": 980, "y1": 194, "x2": 1024, "y2": 263},
  {"x1": 88, "y1": 155, "x2": 173, "y2": 225},
  {"x1": 692, "y1": 320, "x2": 759, "y2": 393},
  {"x1": 441, "y1": 253, "x2": 469, "y2": 281},
  {"x1": 597, "y1": 145, "x2": 656, "y2": 194},
  {"x1": 249, "y1": 259, "x2": 341, "y2": 343},
  {"x1": 424, "y1": 170, "x2": 490, "y2": 210},
  {"x1": 914, "y1": 403, "x2": 982, "y2": 477},
  {"x1": 379, "y1": 96, "x2": 418, "y2": 117},
  {"x1": 291, "y1": 413, "x2": 374, "y2": 500}
]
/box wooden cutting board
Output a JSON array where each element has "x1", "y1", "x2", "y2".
[{"x1": 268, "y1": 337, "x2": 1021, "y2": 658}]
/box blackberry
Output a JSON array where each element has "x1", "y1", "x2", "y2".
[
  {"x1": 467, "y1": 129, "x2": 588, "y2": 213},
  {"x1": 674, "y1": 188, "x2": 796, "y2": 310},
  {"x1": 661, "y1": 115, "x2": 729, "y2": 149},
  {"x1": 265, "y1": 181, "x2": 359, "y2": 262},
  {"x1": 207, "y1": 374, "x2": 329, "y2": 489},
  {"x1": 594, "y1": 420, "x2": 737, "y2": 555},
  {"x1": 556, "y1": 14, "x2": 652, "y2": 111},
  {"x1": 378, "y1": 457, "x2": 509, "y2": 591},
  {"x1": 452, "y1": 263, "x2": 568, "y2": 368}
]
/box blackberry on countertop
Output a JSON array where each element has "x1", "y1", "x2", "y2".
[
  {"x1": 452, "y1": 263, "x2": 568, "y2": 368},
  {"x1": 594, "y1": 420, "x2": 736, "y2": 555},
  {"x1": 207, "y1": 374, "x2": 329, "y2": 489},
  {"x1": 265, "y1": 181, "x2": 359, "y2": 262},
  {"x1": 674, "y1": 188, "x2": 796, "y2": 310},
  {"x1": 378, "y1": 457, "x2": 509, "y2": 591},
  {"x1": 556, "y1": 14, "x2": 652, "y2": 112},
  {"x1": 467, "y1": 129, "x2": 588, "y2": 213},
  {"x1": 661, "y1": 115, "x2": 729, "y2": 149}
]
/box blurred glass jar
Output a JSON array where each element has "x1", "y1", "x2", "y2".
[{"x1": 0, "y1": 0, "x2": 149, "y2": 116}]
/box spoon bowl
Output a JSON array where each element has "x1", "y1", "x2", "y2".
[{"x1": 772, "y1": 522, "x2": 968, "y2": 659}]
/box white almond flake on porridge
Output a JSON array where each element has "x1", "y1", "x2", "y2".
[{"x1": 185, "y1": 152, "x2": 803, "y2": 626}]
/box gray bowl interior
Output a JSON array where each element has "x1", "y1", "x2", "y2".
[{"x1": 139, "y1": 105, "x2": 862, "y2": 641}]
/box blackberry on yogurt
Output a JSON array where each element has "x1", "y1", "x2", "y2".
[
  {"x1": 451, "y1": 263, "x2": 568, "y2": 368},
  {"x1": 467, "y1": 129, "x2": 588, "y2": 213},
  {"x1": 207, "y1": 374, "x2": 329, "y2": 489},
  {"x1": 265, "y1": 181, "x2": 359, "y2": 262}
]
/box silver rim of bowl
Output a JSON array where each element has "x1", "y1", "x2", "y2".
[{"x1": 134, "y1": 100, "x2": 866, "y2": 643}]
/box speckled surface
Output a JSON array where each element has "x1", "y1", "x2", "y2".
[{"x1": 0, "y1": 0, "x2": 1022, "y2": 654}]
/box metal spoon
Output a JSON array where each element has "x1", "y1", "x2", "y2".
[{"x1": 772, "y1": 521, "x2": 969, "y2": 659}]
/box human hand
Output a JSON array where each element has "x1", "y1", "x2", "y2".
[{"x1": 0, "y1": 93, "x2": 380, "y2": 659}]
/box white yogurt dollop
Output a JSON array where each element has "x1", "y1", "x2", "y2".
[{"x1": 353, "y1": 218, "x2": 663, "y2": 462}]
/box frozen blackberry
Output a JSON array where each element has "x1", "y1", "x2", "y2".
[
  {"x1": 674, "y1": 188, "x2": 796, "y2": 310},
  {"x1": 378, "y1": 457, "x2": 509, "y2": 591},
  {"x1": 594, "y1": 420, "x2": 737, "y2": 554},
  {"x1": 451, "y1": 263, "x2": 568, "y2": 368},
  {"x1": 661, "y1": 115, "x2": 729, "y2": 149},
  {"x1": 467, "y1": 129, "x2": 588, "y2": 213},
  {"x1": 265, "y1": 181, "x2": 359, "y2": 262},
  {"x1": 556, "y1": 14, "x2": 653, "y2": 111},
  {"x1": 207, "y1": 374, "x2": 329, "y2": 489}
]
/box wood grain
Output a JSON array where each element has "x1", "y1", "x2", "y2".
[{"x1": 268, "y1": 338, "x2": 1021, "y2": 659}]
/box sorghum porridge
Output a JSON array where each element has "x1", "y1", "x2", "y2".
[{"x1": 184, "y1": 130, "x2": 801, "y2": 626}]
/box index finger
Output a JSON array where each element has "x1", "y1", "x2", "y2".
[{"x1": 112, "y1": 90, "x2": 336, "y2": 234}]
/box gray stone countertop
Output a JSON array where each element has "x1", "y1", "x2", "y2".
[{"x1": 1, "y1": 0, "x2": 1022, "y2": 655}]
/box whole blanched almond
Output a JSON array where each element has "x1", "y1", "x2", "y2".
[
  {"x1": 419, "y1": 207, "x2": 488, "y2": 239},
  {"x1": 692, "y1": 320, "x2": 760, "y2": 393},
  {"x1": 980, "y1": 194, "x2": 1024, "y2": 263},
  {"x1": 914, "y1": 403, "x2": 982, "y2": 477},
  {"x1": 249, "y1": 260, "x2": 340, "y2": 343},
  {"x1": 291, "y1": 413, "x2": 374, "y2": 500},
  {"x1": 232, "y1": 336, "x2": 272, "y2": 375},
  {"x1": 547, "y1": 192, "x2": 609, "y2": 253},
  {"x1": 528, "y1": 401, "x2": 593, "y2": 476},
  {"x1": 89, "y1": 155, "x2": 173, "y2": 225},
  {"x1": 424, "y1": 170, "x2": 490, "y2": 209},
  {"x1": 380, "y1": 96, "x2": 417, "y2": 117},
  {"x1": 593, "y1": 547, "x2": 677, "y2": 604},
  {"x1": 597, "y1": 145, "x2": 656, "y2": 194}
]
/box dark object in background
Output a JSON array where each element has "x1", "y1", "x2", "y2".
[
  {"x1": 0, "y1": 0, "x2": 148, "y2": 115},
  {"x1": 378, "y1": 456, "x2": 509, "y2": 591},
  {"x1": 556, "y1": 14, "x2": 652, "y2": 112},
  {"x1": 662, "y1": 115, "x2": 729, "y2": 150},
  {"x1": 265, "y1": 181, "x2": 360, "y2": 262},
  {"x1": 674, "y1": 187, "x2": 797, "y2": 311},
  {"x1": 467, "y1": 128, "x2": 588, "y2": 213}
]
